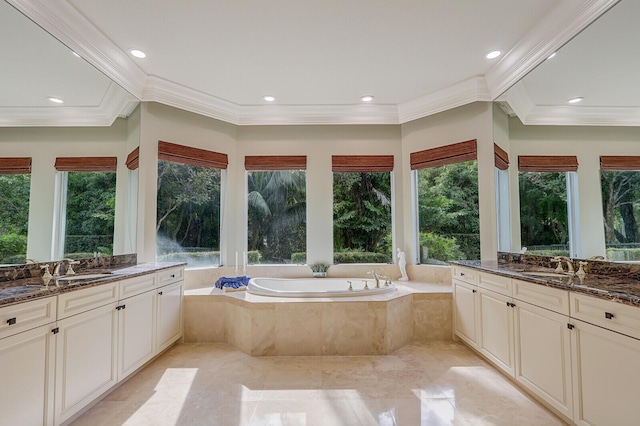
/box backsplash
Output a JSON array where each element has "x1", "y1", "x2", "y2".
[
  {"x1": 498, "y1": 252, "x2": 640, "y2": 280},
  {"x1": 0, "y1": 253, "x2": 137, "y2": 283}
]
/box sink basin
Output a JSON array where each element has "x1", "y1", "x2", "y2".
[
  {"x1": 56, "y1": 273, "x2": 113, "y2": 281},
  {"x1": 519, "y1": 271, "x2": 570, "y2": 278}
]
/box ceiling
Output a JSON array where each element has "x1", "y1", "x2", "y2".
[{"x1": 2, "y1": 0, "x2": 623, "y2": 126}]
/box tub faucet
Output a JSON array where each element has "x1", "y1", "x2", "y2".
[{"x1": 367, "y1": 271, "x2": 381, "y2": 288}]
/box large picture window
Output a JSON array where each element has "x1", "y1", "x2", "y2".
[
  {"x1": 156, "y1": 142, "x2": 226, "y2": 267},
  {"x1": 0, "y1": 158, "x2": 31, "y2": 264},
  {"x1": 332, "y1": 155, "x2": 393, "y2": 264},
  {"x1": 246, "y1": 156, "x2": 306, "y2": 264},
  {"x1": 600, "y1": 156, "x2": 640, "y2": 261},
  {"x1": 413, "y1": 141, "x2": 480, "y2": 264}
]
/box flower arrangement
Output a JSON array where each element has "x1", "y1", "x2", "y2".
[{"x1": 310, "y1": 262, "x2": 330, "y2": 277}]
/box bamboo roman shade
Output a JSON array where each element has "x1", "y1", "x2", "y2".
[
  {"x1": 332, "y1": 155, "x2": 394, "y2": 172},
  {"x1": 158, "y1": 141, "x2": 228, "y2": 169},
  {"x1": 410, "y1": 140, "x2": 477, "y2": 170},
  {"x1": 600, "y1": 156, "x2": 640, "y2": 171},
  {"x1": 54, "y1": 157, "x2": 117, "y2": 172},
  {"x1": 0, "y1": 157, "x2": 31, "y2": 174},
  {"x1": 494, "y1": 144, "x2": 509, "y2": 170},
  {"x1": 126, "y1": 147, "x2": 139, "y2": 170},
  {"x1": 518, "y1": 156, "x2": 578, "y2": 172},
  {"x1": 245, "y1": 156, "x2": 307, "y2": 171}
]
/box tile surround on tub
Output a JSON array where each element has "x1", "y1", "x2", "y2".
[{"x1": 183, "y1": 281, "x2": 452, "y2": 356}]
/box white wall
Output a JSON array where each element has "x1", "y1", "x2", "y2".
[
  {"x1": 508, "y1": 119, "x2": 640, "y2": 258},
  {"x1": 0, "y1": 117, "x2": 138, "y2": 261},
  {"x1": 401, "y1": 102, "x2": 498, "y2": 263}
]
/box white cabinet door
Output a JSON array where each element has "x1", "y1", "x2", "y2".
[
  {"x1": 478, "y1": 288, "x2": 515, "y2": 376},
  {"x1": 514, "y1": 301, "x2": 573, "y2": 419},
  {"x1": 571, "y1": 319, "x2": 640, "y2": 426},
  {"x1": 55, "y1": 302, "x2": 118, "y2": 425},
  {"x1": 453, "y1": 279, "x2": 480, "y2": 349},
  {"x1": 118, "y1": 290, "x2": 156, "y2": 380},
  {"x1": 0, "y1": 324, "x2": 55, "y2": 426},
  {"x1": 156, "y1": 280, "x2": 183, "y2": 353}
]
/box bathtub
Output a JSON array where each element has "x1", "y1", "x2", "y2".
[{"x1": 247, "y1": 277, "x2": 397, "y2": 298}]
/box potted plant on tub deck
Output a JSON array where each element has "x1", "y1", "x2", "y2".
[{"x1": 310, "y1": 262, "x2": 329, "y2": 278}]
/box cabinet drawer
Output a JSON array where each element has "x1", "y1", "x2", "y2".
[
  {"x1": 158, "y1": 267, "x2": 183, "y2": 287},
  {"x1": 513, "y1": 279, "x2": 569, "y2": 315},
  {"x1": 120, "y1": 274, "x2": 157, "y2": 300},
  {"x1": 478, "y1": 272, "x2": 512, "y2": 296},
  {"x1": 57, "y1": 283, "x2": 119, "y2": 320},
  {"x1": 0, "y1": 297, "x2": 57, "y2": 339},
  {"x1": 570, "y1": 293, "x2": 640, "y2": 340},
  {"x1": 452, "y1": 266, "x2": 477, "y2": 285}
]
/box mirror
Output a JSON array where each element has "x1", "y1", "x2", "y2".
[
  {"x1": 498, "y1": 1, "x2": 640, "y2": 262},
  {"x1": 0, "y1": 0, "x2": 140, "y2": 264}
]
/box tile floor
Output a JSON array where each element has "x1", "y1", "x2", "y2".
[{"x1": 71, "y1": 342, "x2": 566, "y2": 426}]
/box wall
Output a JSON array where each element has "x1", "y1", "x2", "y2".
[
  {"x1": 401, "y1": 102, "x2": 497, "y2": 263},
  {"x1": 508, "y1": 119, "x2": 640, "y2": 258},
  {"x1": 0, "y1": 116, "x2": 138, "y2": 261}
]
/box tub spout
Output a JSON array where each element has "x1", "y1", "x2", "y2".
[{"x1": 367, "y1": 271, "x2": 380, "y2": 288}]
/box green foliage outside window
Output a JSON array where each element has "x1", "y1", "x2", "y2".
[
  {"x1": 601, "y1": 170, "x2": 640, "y2": 261},
  {"x1": 0, "y1": 174, "x2": 30, "y2": 263},
  {"x1": 417, "y1": 161, "x2": 480, "y2": 263}
]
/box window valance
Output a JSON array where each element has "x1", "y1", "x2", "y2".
[
  {"x1": 126, "y1": 147, "x2": 139, "y2": 170},
  {"x1": 494, "y1": 144, "x2": 509, "y2": 170},
  {"x1": 158, "y1": 141, "x2": 228, "y2": 169},
  {"x1": 332, "y1": 155, "x2": 394, "y2": 172},
  {"x1": 600, "y1": 156, "x2": 640, "y2": 171},
  {"x1": 410, "y1": 140, "x2": 477, "y2": 170},
  {"x1": 245, "y1": 156, "x2": 307, "y2": 171},
  {"x1": 0, "y1": 157, "x2": 31, "y2": 174},
  {"x1": 55, "y1": 157, "x2": 117, "y2": 172},
  {"x1": 518, "y1": 156, "x2": 578, "y2": 172}
]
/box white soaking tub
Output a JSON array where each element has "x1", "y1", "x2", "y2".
[{"x1": 247, "y1": 277, "x2": 396, "y2": 298}]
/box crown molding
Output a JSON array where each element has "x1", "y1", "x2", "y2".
[
  {"x1": 6, "y1": 0, "x2": 147, "y2": 99},
  {"x1": 494, "y1": 81, "x2": 535, "y2": 121},
  {"x1": 485, "y1": 0, "x2": 619, "y2": 100},
  {"x1": 0, "y1": 82, "x2": 138, "y2": 127},
  {"x1": 397, "y1": 76, "x2": 491, "y2": 124},
  {"x1": 520, "y1": 106, "x2": 640, "y2": 127},
  {"x1": 237, "y1": 104, "x2": 399, "y2": 126}
]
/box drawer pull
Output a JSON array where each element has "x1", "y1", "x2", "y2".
[
  {"x1": 567, "y1": 323, "x2": 575, "y2": 330},
  {"x1": 605, "y1": 312, "x2": 614, "y2": 320},
  {"x1": 7, "y1": 317, "x2": 16, "y2": 326},
  {"x1": 51, "y1": 327, "x2": 59, "y2": 334}
]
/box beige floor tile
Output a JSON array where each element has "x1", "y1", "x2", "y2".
[{"x1": 71, "y1": 342, "x2": 565, "y2": 426}]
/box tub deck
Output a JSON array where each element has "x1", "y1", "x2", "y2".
[{"x1": 184, "y1": 281, "x2": 452, "y2": 356}]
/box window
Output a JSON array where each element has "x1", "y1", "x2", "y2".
[
  {"x1": 412, "y1": 140, "x2": 480, "y2": 264},
  {"x1": 518, "y1": 155, "x2": 579, "y2": 257},
  {"x1": 0, "y1": 158, "x2": 31, "y2": 264},
  {"x1": 246, "y1": 156, "x2": 306, "y2": 264},
  {"x1": 156, "y1": 141, "x2": 226, "y2": 267},
  {"x1": 600, "y1": 156, "x2": 640, "y2": 261},
  {"x1": 55, "y1": 157, "x2": 117, "y2": 258},
  {"x1": 332, "y1": 155, "x2": 393, "y2": 264}
]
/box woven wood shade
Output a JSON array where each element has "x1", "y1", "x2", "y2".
[
  {"x1": 55, "y1": 157, "x2": 117, "y2": 172},
  {"x1": 245, "y1": 156, "x2": 307, "y2": 171},
  {"x1": 332, "y1": 155, "x2": 394, "y2": 172},
  {"x1": 0, "y1": 157, "x2": 31, "y2": 174},
  {"x1": 410, "y1": 140, "x2": 477, "y2": 170},
  {"x1": 494, "y1": 144, "x2": 509, "y2": 170},
  {"x1": 600, "y1": 156, "x2": 640, "y2": 171},
  {"x1": 158, "y1": 141, "x2": 228, "y2": 169},
  {"x1": 126, "y1": 147, "x2": 139, "y2": 170},
  {"x1": 518, "y1": 156, "x2": 578, "y2": 172}
]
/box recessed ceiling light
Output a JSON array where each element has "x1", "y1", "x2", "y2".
[
  {"x1": 48, "y1": 97, "x2": 64, "y2": 104},
  {"x1": 547, "y1": 52, "x2": 557, "y2": 60},
  {"x1": 361, "y1": 95, "x2": 375, "y2": 102},
  {"x1": 567, "y1": 97, "x2": 584, "y2": 104},
  {"x1": 130, "y1": 49, "x2": 146, "y2": 59},
  {"x1": 263, "y1": 95, "x2": 275, "y2": 102},
  {"x1": 485, "y1": 50, "x2": 501, "y2": 59}
]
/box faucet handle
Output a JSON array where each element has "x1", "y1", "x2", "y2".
[
  {"x1": 62, "y1": 258, "x2": 80, "y2": 275},
  {"x1": 550, "y1": 257, "x2": 564, "y2": 273}
]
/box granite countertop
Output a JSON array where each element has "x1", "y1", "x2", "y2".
[
  {"x1": 452, "y1": 259, "x2": 640, "y2": 307},
  {"x1": 0, "y1": 262, "x2": 185, "y2": 308}
]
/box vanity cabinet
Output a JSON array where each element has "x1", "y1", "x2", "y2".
[
  {"x1": 478, "y1": 287, "x2": 515, "y2": 376},
  {"x1": 54, "y1": 287, "x2": 119, "y2": 425},
  {"x1": 452, "y1": 267, "x2": 480, "y2": 349},
  {"x1": 0, "y1": 297, "x2": 57, "y2": 426},
  {"x1": 156, "y1": 268, "x2": 184, "y2": 353}
]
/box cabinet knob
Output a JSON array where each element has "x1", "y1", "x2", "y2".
[
  {"x1": 159, "y1": 291, "x2": 164, "y2": 295},
  {"x1": 51, "y1": 327, "x2": 59, "y2": 334},
  {"x1": 170, "y1": 274, "x2": 175, "y2": 278},
  {"x1": 472, "y1": 289, "x2": 477, "y2": 293},
  {"x1": 7, "y1": 317, "x2": 16, "y2": 325},
  {"x1": 460, "y1": 272, "x2": 465, "y2": 276},
  {"x1": 567, "y1": 323, "x2": 575, "y2": 330},
  {"x1": 605, "y1": 312, "x2": 614, "y2": 320}
]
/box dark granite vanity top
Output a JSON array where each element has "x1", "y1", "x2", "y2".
[
  {"x1": 0, "y1": 261, "x2": 185, "y2": 308},
  {"x1": 452, "y1": 255, "x2": 640, "y2": 307}
]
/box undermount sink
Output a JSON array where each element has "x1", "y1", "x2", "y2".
[
  {"x1": 55, "y1": 273, "x2": 113, "y2": 281},
  {"x1": 518, "y1": 271, "x2": 570, "y2": 278}
]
